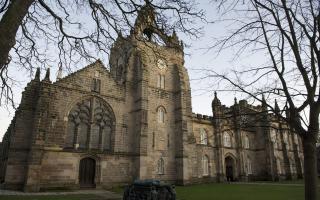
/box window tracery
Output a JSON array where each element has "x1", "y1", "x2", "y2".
[
  {"x1": 157, "y1": 158, "x2": 164, "y2": 174},
  {"x1": 247, "y1": 158, "x2": 252, "y2": 174},
  {"x1": 200, "y1": 128, "x2": 208, "y2": 145},
  {"x1": 65, "y1": 97, "x2": 115, "y2": 151},
  {"x1": 202, "y1": 155, "x2": 209, "y2": 176},
  {"x1": 224, "y1": 132, "x2": 232, "y2": 147},
  {"x1": 244, "y1": 135, "x2": 250, "y2": 149}
]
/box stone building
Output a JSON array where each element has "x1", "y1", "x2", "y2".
[{"x1": 0, "y1": 4, "x2": 303, "y2": 192}]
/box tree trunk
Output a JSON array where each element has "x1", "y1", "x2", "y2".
[
  {"x1": 303, "y1": 131, "x2": 318, "y2": 200},
  {"x1": 0, "y1": 0, "x2": 35, "y2": 70}
]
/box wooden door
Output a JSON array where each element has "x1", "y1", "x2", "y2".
[{"x1": 79, "y1": 157, "x2": 96, "y2": 188}]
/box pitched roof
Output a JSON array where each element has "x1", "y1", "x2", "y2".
[{"x1": 54, "y1": 59, "x2": 110, "y2": 83}]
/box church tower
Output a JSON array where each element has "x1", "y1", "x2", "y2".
[
  {"x1": 109, "y1": 2, "x2": 193, "y2": 183},
  {"x1": 0, "y1": 2, "x2": 304, "y2": 191}
]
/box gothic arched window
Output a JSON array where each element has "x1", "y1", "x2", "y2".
[
  {"x1": 65, "y1": 97, "x2": 115, "y2": 151},
  {"x1": 200, "y1": 128, "x2": 208, "y2": 145},
  {"x1": 244, "y1": 135, "x2": 250, "y2": 149},
  {"x1": 158, "y1": 106, "x2": 165, "y2": 123},
  {"x1": 224, "y1": 132, "x2": 232, "y2": 147},
  {"x1": 157, "y1": 74, "x2": 165, "y2": 89},
  {"x1": 157, "y1": 158, "x2": 164, "y2": 174},
  {"x1": 290, "y1": 158, "x2": 297, "y2": 174},
  {"x1": 283, "y1": 131, "x2": 288, "y2": 144},
  {"x1": 247, "y1": 158, "x2": 252, "y2": 174},
  {"x1": 276, "y1": 158, "x2": 282, "y2": 174},
  {"x1": 202, "y1": 155, "x2": 209, "y2": 176}
]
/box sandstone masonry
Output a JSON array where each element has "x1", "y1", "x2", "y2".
[{"x1": 0, "y1": 4, "x2": 303, "y2": 192}]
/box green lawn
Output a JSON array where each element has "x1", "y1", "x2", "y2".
[
  {"x1": 175, "y1": 183, "x2": 308, "y2": 200},
  {"x1": 0, "y1": 194, "x2": 103, "y2": 200},
  {"x1": 1, "y1": 183, "x2": 319, "y2": 200}
]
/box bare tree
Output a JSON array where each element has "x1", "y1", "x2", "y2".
[
  {"x1": 0, "y1": 0, "x2": 205, "y2": 107},
  {"x1": 206, "y1": 1, "x2": 319, "y2": 199}
]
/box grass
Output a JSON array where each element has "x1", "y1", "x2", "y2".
[
  {"x1": 2, "y1": 182, "x2": 320, "y2": 200},
  {"x1": 112, "y1": 182, "x2": 317, "y2": 200},
  {"x1": 0, "y1": 194, "x2": 102, "y2": 200},
  {"x1": 175, "y1": 183, "x2": 309, "y2": 200}
]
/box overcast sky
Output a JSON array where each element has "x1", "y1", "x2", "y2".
[{"x1": 0, "y1": 1, "x2": 266, "y2": 140}]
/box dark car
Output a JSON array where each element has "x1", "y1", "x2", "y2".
[{"x1": 123, "y1": 180, "x2": 176, "y2": 200}]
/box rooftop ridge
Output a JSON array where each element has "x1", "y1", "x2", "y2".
[{"x1": 54, "y1": 59, "x2": 109, "y2": 83}]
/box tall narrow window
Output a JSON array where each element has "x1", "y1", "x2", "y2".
[
  {"x1": 158, "y1": 107, "x2": 165, "y2": 123},
  {"x1": 92, "y1": 78, "x2": 101, "y2": 93},
  {"x1": 157, "y1": 74, "x2": 165, "y2": 89},
  {"x1": 152, "y1": 132, "x2": 155, "y2": 148},
  {"x1": 202, "y1": 155, "x2": 209, "y2": 176},
  {"x1": 224, "y1": 132, "x2": 231, "y2": 147},
  {"x1": 283, "y1": 132, "x2": 288, "y2": 144},
  {"x1": 200, "y1": 128, "x2": 208, "y2": 145},
  {"x1": 244, "y1": 135, "x2": 250, "y2": 149},
  {"x1": 247, "y1": 158, "x2": 252, "y2": 174},
  {"x1": 290, "y1": 159, "x2": 297, "y2": 174},
  {"x1": 157, "y1": 158, "x2": 164, "y2": 174},
  {"x1": 276, "y1": 158, "x2": 282, "y2": 174}
]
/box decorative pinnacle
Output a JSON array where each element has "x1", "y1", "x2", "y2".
[
  {"x1": 262, "y1": 93, "x2": 266, "y2": 103},
  {"x1": 44, "y1": 68, "x2": 50, "y2": 81},
  {"x1": 234, "y1": 97, "x2": 238, "y2": 105},
  {"x1": 34, "y1": 68, "x2": 40, "y2": 80},
  {"x1": 274, "y1": 99, "x2": 280, "y2": 114},
  {"x1": 172, "y1": 29, "x2": 177, "y2": 37},
  {"x1": 57, "y1": 64, "x2": 63, "y2": 80},
  {"x1": 212, "y1": 91, "x2": 221, "y2": 106}
]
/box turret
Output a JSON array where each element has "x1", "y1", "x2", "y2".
[{"x1": 212, "y1": 91, "x2": 222, "y2": 118}]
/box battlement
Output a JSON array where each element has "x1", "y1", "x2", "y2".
[{"x1": 192, "y1": 113, "x2": 213, "y2": 121}]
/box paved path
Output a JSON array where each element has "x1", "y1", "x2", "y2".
[{"x1": 0, "y1": 189, "x2": 122, "y2": 199}]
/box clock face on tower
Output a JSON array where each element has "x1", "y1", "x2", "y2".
[{"x1": 157, "y1": 59, "x2": 167, "y2": 70}]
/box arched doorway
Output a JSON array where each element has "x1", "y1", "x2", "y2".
[
  {"x1": 225, "y1": 156, "x2": 235, "y2": 182},
  {"x1": 79, "y1": 157, "x2": 96, "y2": 188}
]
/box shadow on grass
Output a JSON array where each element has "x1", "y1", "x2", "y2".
[{"x1": 0, "y1": 194, "x2": 102, "y2": 200}]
